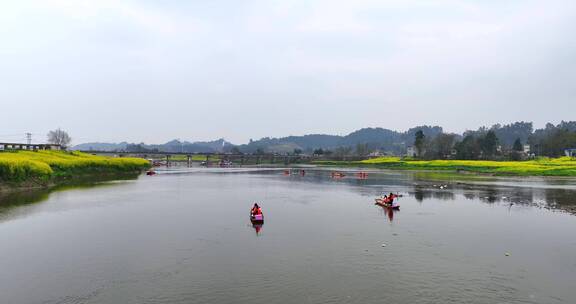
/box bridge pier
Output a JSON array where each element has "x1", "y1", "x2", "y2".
[
  {"x1": 187, "y1": 155, "x2": 192, "y2": 167},
  {"x1": 166, "y1": 155, "x2": 170, "y2": 167}
]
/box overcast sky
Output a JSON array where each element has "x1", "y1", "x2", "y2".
[{"x1": 1, "y1": 0, "x2": 575, "y2": 144}]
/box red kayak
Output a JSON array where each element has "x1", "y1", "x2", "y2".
[
  {"x1": 374, "y1": 198, "x2": 400, "y2": 210},
  {"x1": 250, "y1": 213, "x2": 264, "y2": 223}
]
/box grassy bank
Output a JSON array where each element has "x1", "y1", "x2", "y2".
[
  {"x1": 0, "y1": 150, "x2": 150, "y2": 188},
  {"x1": 314, "y1": 157, "x2": 576, "y2": 176}
]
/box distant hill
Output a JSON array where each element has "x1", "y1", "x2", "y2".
[
  {"x1": 72, "y1": 126, "x2": 444, "y2": 154},
  {"x1": 237, "y1": 126, "x2": 443, "y2": 154},
  {"x1": 72, "y1": 139, "x2": 234, "y2": 153},
  {"x1": 72, "y1": 142, "x2": 129, "y2": 151},
  {"x1": 72, "y1": 121, "x2": 576, "y2": 158}
]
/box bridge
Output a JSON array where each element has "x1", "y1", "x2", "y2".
[
  {"x1": 80, "y1": 150, "x2": 367, "y2": 166},
  {"x1": 79, "y1": 150, "x2": 319, "y2": 166}
]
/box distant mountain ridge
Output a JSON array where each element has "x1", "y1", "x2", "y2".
[
  {"x1": 73, "y1": 139, "x2": 234, "y2": 153},
  {"x1": 73, "y1": 142, "x2": 129, "y2": 151},
  {"x1": 238, "y1": 126, "x2": 443, "y2": 154},
  {"x1": 72, "y1": 126, "x2": 443, "y2": 154},
  {"x1": 71, "y1": 121, "x2": 576, "y2": 157}
]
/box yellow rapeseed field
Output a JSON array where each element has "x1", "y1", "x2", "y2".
[
  {"x1": 358, "y1": 156, "x2": 576, "y2": 176},
  {"x1": 0, "y1": 150, "x2": 150, "y2": 183}
]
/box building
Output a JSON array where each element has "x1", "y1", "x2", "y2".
[
  {"x1": 565, "y1": 148, "x2": 576, "y2": 157},
  {"x1": 523, "y1": 145, "x2": 531, "y2": 154},
  {"x1": 406, "y1": 146, "x2": 416, "y2": 157},
  {"x1": 368, "y1": 150, "x2": 384, "y2": 158},
  {"x1": 0, "y1": 142, "x2": 61, "y2": 151}
]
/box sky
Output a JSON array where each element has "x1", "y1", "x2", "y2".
[{"x1": 1, "y1": 0, "x2": 575, "y2": 145}]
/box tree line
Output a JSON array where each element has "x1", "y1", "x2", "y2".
[{"x1": 412, "y1": 121, "x2": 576, "y2": 160}]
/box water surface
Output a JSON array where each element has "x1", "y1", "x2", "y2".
[{"x1": 0, "y1": 168, "x2": 575, "y2": 304}]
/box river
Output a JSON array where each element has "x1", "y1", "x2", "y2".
[{"x1": 0, "y1": 167, "x2": 575, "y2": 304}]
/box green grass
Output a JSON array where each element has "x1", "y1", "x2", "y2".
[
  {"x1": 0, "y1": 150, "x2": 150, "y2": 184},
  {"x1": 314, "y1": 156, "x2": 576, "y2": 176}
]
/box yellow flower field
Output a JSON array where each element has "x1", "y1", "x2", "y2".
[
  {"x1": 0, "y1": 150, "x2": 150, "y2": 183},
  {"x1": 317, "y1": 157, "x2": 576, "y2": 176}
]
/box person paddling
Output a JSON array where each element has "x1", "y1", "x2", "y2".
[{"x1": 251, "y1": 203, "x2": 262, "y2": 216}]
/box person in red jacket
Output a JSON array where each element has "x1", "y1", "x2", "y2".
[{"x1": 251, "y1": 203, "x2": 262, "y2": 216}]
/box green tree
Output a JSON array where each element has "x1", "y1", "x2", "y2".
[
  {"x1": 510, "y1": 138, "x2": 524, "y2": 160},
  {"x1": 355, "y1": 143, "x2": 369, "y2": 157},
  {"x1": 230, "y1": 146, "x2": 242, "y2": 154},
  {"x1": 414, "y1": 130, "x2": 425, "y2": 158},
  {"x1": 455, "y1": 135, "x2": 481, "y2": 159},
  {"x1": 427, "y1": 133, "x2": 455, "y2": 159},
  {"x1": 334, "y1": 146, "x2": 352, "y2": 160},
  {"x1": 481, "y1": 130, "x2": 499, "y2": 158},
  {"x1": 540, "y1": 129, "x2": 576, "y2": 156},
  {"x1": 513, "y1": 138, "x2": 523, "y2": 152}
]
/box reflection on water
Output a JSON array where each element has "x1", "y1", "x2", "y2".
[
  {"x1": 375, "y1": 205, "x2": 398, "y2": 222},
  {"x1": 263, "y1": 168, "x2": 576, "y2": 215},
  {"x1": 0, "y1": 174, "x2": 140, "y2": 222},
  {"x1": 0, "y1": 167, "x2": 575, "y2": 304},
  {"x1": 252, "y1": 222, "x2": 264, "y2": 235}
]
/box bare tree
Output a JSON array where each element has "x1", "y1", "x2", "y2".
[{"x1": 47, "y1": 129, "x2": 71, "y2": 148}]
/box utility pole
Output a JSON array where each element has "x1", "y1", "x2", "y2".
[{"x1": 26, "y1": 133, "x2": 32, "y2": 145}]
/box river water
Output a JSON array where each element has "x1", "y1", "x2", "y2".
[{"x1": 0, "y1": 168, "x2": 575, "y2": 304}]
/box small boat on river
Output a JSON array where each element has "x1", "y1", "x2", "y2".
[
  {"x1": 331, "y1": 172, "x2": 346, "y2": 178},
  {"x1": 375, "y1": 198, "x2": 400, "y2": 210},
  {"x1": 250, "y1": 213, "x2": 264, "y2": 223}
]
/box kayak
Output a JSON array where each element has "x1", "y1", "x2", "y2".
[
  {"x1": 250, "y1": 213, "x2": 264, "y2": 223},
  {"x1": 374, "y1": 198, "x2": 400, "y2": 209}
]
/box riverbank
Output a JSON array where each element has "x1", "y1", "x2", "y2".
[
  {"x1": 0, "y1": 150, "x2": 150, "y2": 192},
  {"x1": 314, "y1": 156, "x2": 576, "y2": 176}
]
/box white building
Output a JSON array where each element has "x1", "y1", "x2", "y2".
[
  {"x1": 368, "y1": 150, "x2": 384, "y2": 157},
  {"x1": 406, "y1": 146, "x2": 416, "y2": 157},
  {"x1": 523, "y1": 145, "x2": 531, "y2": 154}
]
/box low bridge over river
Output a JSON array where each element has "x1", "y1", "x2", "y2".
[
  {"x1": 79, "y1": 150, "x2": 329, "y2": 166},
  {"x1": 81, "y1": 150, "x2": 367, "y2": 166}
]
